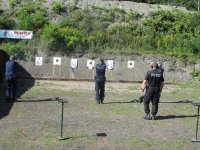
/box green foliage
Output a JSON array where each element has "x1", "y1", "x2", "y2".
[
  {"x1": 190, "y1": 67, "x2": 200, "y2": 77},
  {"x1": 51, "y1": 2, "x2": 65, "y2": 14},
  {"x1": 138, "y1": 10, "x2": 200, "y2": 60},
  {"x1": 2, "y1": 1, "x2": 200, "y2": 61},
  {"x1": 1, "y1": 39, "x2": 37, "y2": 60},
  {"x1": 0, "y1": 17, "x2": 16, "y2": 29},
  {"x1": 40, "y1": 24, "x2": 64, "y2": 55},
  {"x1": 1, "y1": 41, "x2": 31, "y2": 59},
  {"x1": 41, "y1": 23, "x2": 87, "y2": 55},
  {"x1": 59, "y1": 27, "x2": 87, "y2": 53},
  {"x1": 15, "y1": 2, "x2": 49, "y2": 31},
  {"x1": 67, "y1": 4, "x2": 79, "y2": 12},
  {"x1": 88, "y1": 32, "x2": 109, "y2": 53},
  {"x1": 121, "y1": 0, "x2": 199, "y2": 10},
  {"x1": 58, "y1": 18, "x2": 79, "y2": 28},
  {"x1": 9, "y1": 0, "x2": 21, "y2": 10}
]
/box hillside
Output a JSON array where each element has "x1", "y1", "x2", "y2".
[
  {"x1": 0, "y1": 0, "x2": 187, "y2": 16},
  {"x1": 1, "y1": 0, "x2": 200, "y2": 68},
  {"x1": 64, "y1": 0, "x2": 188, "y2": 15}
]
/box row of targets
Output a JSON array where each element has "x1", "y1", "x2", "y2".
[{"x1": 35, "y1": 57, "x2": 135, "y2": 70}]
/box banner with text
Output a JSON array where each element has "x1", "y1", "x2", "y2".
[{"x1": 0, "y1": 29, "x2": 33, "y2": 39}]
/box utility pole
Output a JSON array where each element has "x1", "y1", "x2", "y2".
[{"x1": 198, "y1": 0, "x2": 200, "y2": 11}]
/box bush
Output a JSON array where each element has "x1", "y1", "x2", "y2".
[
  {"x1": 9, "y1": 0, "x2": 21, "y2": 10},
  {"x1": 190, "y1": 67, "x2": 200, "y2": 77},
  {"x1": 0, "y1": 17, "x2": 16, "y2": 29},
  {"x1": 15, "y1": 4, "x2": 49, "y2": 31},
  {"x1": 41, "y1": 24, "x2": 65, "y2": 54},
  {"x1": 1, "y1": 42, "x2": 27, "y2": 58},
  {"x1": 51, "y1": 2, "x2": 65, "y2": 14}
]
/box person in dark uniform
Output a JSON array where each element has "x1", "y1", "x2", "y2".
[
  {"x1": 5, "y1": 55, "x2": 17, "y2": 102},
  {"x1": 157, "y1": 62, "x2": 164, "y2": 75},
  {"x1": 141, "y1": 62, "x2": 164, "y2": 120},
  {"x1": 157, "y1": 62, "x2": 164, "y2": 102},
  {"x1": 139, "y1": 62, "x2": 154, "y2": 103},
  {"x1": 95, "y1": 59, "x2": 106, "y2": 104}
]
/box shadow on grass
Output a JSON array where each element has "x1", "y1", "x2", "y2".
[
  {"x1": 102, "y1": 99, "x2": 140, "y2": 104},
  {"x1": 103, "y1": 100, "x2": 193, "y2": 105},
  {"x1": 58, "y1": 133, "x2": 107, "y2": 141},
  {"x1": 0, "y1": 101, "x2": 14, "y2": 119},
  {"x1": 160, "y1": 100, "x2": 193, "y2": 104},
  {"x1": 0, "y1": 49, "x2": 35, "y2": 120},
  {"x1": 16, "y1": 97, "x2": 67, "y2": 103},
  {"x1": 156, "y1": 115, "x2": 196, "y2": 120},
  {"x1": 16, "y1": 98, "x2": 57, "y2": 103}
]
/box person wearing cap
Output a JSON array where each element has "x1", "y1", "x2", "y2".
[
  {"x1": 5, "y1": 55, "x2": 17, "y2": 102},
  {"x1": 141, "y1": 62, "x2": 164, "y2": 120},
  {"x1": 95, "y1": 58, "x2": 106, "y2": 104}
]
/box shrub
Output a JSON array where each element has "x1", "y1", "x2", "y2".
[
  {"x1": 51, "y1": 2, "x2": 65, "y2": 14},
  {"x1": 15, "y1": 4, "x2": 49, "y2": 31},
  {"x1": 0, "y1": 17, "x2": 16, "y2": 29}
]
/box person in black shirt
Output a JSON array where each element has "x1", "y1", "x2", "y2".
[
  {"x1": 5, "y1": 55, "x2": 17, "y2": 102},
  {"x1": 157, "y1": 62, "x2": 164, "y2": 75},
  {"x1": 157, "y1": 62, "x2": 164, "y2": 102},
  {"x1": 95, "y1": 59, "x2": 106, "y2": 104},
  {"x1": 139, "y1": 62, "x2": 154, "y2": 103},
  {"x1": 141, "y1": 62, "x2": 164, "y2": 120}
]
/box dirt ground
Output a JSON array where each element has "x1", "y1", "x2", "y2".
[{"x1": 0, "y1": 80, "x2": 200, "y2": 150}]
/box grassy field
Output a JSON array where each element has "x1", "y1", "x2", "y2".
[{"x1": 0, "y1": 80, "x2": 200, "y2": 150}]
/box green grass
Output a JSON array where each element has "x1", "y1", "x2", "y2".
[
  {"x1": 114, "y1": 136, "x2": 192, "y2": 150},
  {"x1": 127, "y1": 85, "x2": 140, "y2": 91},
  {"x1": 2, "y1": 82, "x2": 200, "y2": 150},
  {"x1": 22, "y1": 88, "x2": 90, "y2": 97}
]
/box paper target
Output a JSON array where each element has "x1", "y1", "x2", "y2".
[
  {"x1": 128, "y1": 61, "x2": 134, "y2": 68},
  {"x1": 107, "y1": 60, "x2": 114, "y2": 70},
  {"x1": 87, "y1": 59, "x2": 95, "y2": 69},
  {"x1": 70, "y1": 59, "x2": 78, "y2": 69},
  {"x1": 35, "y1": 57, "x2": 43, "y2": 66},
  {"x1": 53, "y1": 57, "x2": 61, "y2": 65}
]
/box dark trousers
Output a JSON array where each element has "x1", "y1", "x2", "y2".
[
  {"x1": 5, "y1": 75, "x2": 16, "y2": 101},
  {"x1": 144, "y1": 87, "x2": 160, "y2": 115},
  {"x1": 95, "y1": 80, "x2": 105, "y2": 102}
]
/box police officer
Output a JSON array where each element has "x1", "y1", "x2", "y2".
[
  {"x1": 95, "y1": 58, "x2": 106, "y2": 104},
  {"x1": 157, "y1": 62, "x2": 164, "y2": 102},
  {"x1": 157, "y1": 62, "x2": 164, "y2": 75},
  {"x1": 141, "y1": 62, "x2": 164, "y2": 120},
  {"x1": 5, "y1": 55, "x2": 17, "y2": 102},
  {"x1": 139, "y1": 62, "x2": 154, "y2": 103}
]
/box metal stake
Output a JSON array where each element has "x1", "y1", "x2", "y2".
[
  {"x1": 192, "y1": 103, "x2": 200, "y2": 142},
  {"x1": 195, "y1": 106, "x2": 199, "y2": 140},
  {"x1": 58, "y1": 101, "x2": 64, "y2": 140}
]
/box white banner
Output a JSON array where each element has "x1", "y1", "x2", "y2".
[{"x1": 0, "y1": 29, "x2": 33, "y2": 39}]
